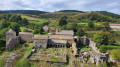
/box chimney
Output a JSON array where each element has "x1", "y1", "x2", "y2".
[{"x1": 48, "y1": 33, "x2": 51, "y2": 39}]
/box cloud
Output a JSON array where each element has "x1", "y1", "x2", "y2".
[{"x1": 0, "y1": 0, "x2": 120, "y2": 14}]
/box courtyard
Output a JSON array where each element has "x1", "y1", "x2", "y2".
[{"x1": 29, "y1": 48, "x2": 67, "y2": 63}]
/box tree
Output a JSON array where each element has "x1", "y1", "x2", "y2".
[
  {"x1": 93, "y1": 31, "x2": 114, "y2": 45},
  {"x1": 102, "y1": 22, "x2": 111, "y2": 32},
  {"x1": 34, "y1": 25, "x2": 44, "y2": 34},
  {"x1": 10, "y1": 22, "x2": 21, "y2": 35},
  {"x1": 59, "y1": 16, "x2": 68, "y2": 26},
  {"x1": 34, "y1": 29, "x2": 39, "y2": 34},
  {"x1": 67, "y1": 23, "x2": 77, "y2": 32},
  {"x1": 0, "y1": 28, "x2": 9, "y2": 38},
  {"x1": 88, "y1": 21, "x2": 94, "y2": 28},
  {"x1": 22, "y1": 18, "x2": 29, "y2": 25},
  {"x1": 0, "y1": 20, "x2": 10, "y2": 29},
  {"x1": 76, "y1": 28, "x2": 85, "y2": 37},
  {"x1": 61, "y1": 25, "x2": 67, "y2": 30}
]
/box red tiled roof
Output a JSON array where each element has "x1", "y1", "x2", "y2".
[
  {"x1": 51, "y1": 35, "x2": 73, "y2": 40},
  {"x1": 33, "y1": 35, "x2": 48, "y2": 40}
]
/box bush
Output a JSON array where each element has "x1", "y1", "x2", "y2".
[
  {"x1": 15, "y1": 59, "x2": 31, "y2": 67},
  {"x1": 110, "y1": 49, "x2": 120, "y2": 61},
  {"x1": 88, "y1": 21, "x2": 94, "y2": 28},
  {"x1": 99, "y1": 45, "x2": 108, "y2": 53},
  {"x1": 98, "y1": 63, "x2": 108, "y2": 67}
]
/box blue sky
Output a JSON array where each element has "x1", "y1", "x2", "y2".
[{"x1": 0, "y1": 0, "x2": 120, "y2": 14}]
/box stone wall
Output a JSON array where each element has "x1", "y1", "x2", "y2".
[
  {"x1": 89, "y1": 40, "x2": 99, "y2": 53},
  {"x1": 72, "y1": 42, "x2": 78, "y2": 56},
  {"x1": 6, "y1": 36, "x2": 20, "y2": 51},
  {"x1": 33, "y1": 39, "x2": 48, "y2": 48},
  {"x1": 26, "y1": 49, "x2": 36, "y2": 59},
  {"x1": 19, "y1": 34, "x2": 33, "y2": 42},
  {"x1": 48, "y1": 39, "x2": 67, "y2": 48},
  {"x1": 77, "y1": 36, "x2": 89, "y2": 46},
  {"x1": 90, "y1": 51, "x2": 109, "y2": 65}
]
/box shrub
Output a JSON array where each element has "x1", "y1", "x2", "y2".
[
  {"x1": 98, "y1": 63, "x2": 108, "y2": 67},
  {"x1": 110, "y1": 49, "x2": 120, "y2": 61},
  {"x1": 15, "y1": 59, "x2": 31, "y2": 67},
  {"x1": 99, "y1": 45, "x2": 108, "y2": 53}
]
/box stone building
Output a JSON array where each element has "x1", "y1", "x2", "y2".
[
  {"x1": 6, "y1": 29, "x2": 20, "y2": 51},
  {"x1": 33, "y1": 34, "x2": 74, "y2": 48},
  {"x1": 49, "y1": 35, "x2": 73, "y2": 47},
  {"x1": 56, "y1": 26, "x2": 74, "y2": 36},
  {"x1": 6, "y1": 29, "x2": 34, "y2": 51},
  {"x1": 19, "y1": 32, "x2": 33, "y2": 42},
  {"x1": 6, "y1": 29, "x2": 16, "y2": 43},
  {"x1": 33, "y1": 35, "x2": 48, "y2": 48}
]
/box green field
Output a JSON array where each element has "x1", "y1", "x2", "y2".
[
  {"x1": 15, "y1": 43, "x2": 33, "y2": 67},
  {"x1": 21, "y1": 15, "x2": 48, "y2": 24},
  {"x1": 49, "y1": 22, "x2": 59, "y2": 27},
  {"x1": 106, "y1": 45, "x2": 120, "y2": 50}
]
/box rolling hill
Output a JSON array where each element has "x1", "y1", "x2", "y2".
[{"x1": 0, "y1": 10, "x2": 47, "y2": 15}]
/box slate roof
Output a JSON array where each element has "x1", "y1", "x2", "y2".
[
  {"x1": 51, "y1": 35, "x2": 73, "y2": 40},
  {"x1": 33, "y1": 35, "x2": 48, "y2": 40},
  {"x1": 19, "y1": 32, "x2": 33, "y2": 35},
  {"x1": 56, "y1": 30, "x2": 74, "y2": 36}
]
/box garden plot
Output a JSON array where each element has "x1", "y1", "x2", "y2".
[{"x1": 29, "y1": 48, "x2": 67, "y2": 62}]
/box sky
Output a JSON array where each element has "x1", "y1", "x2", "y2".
[{"x1": 0, "y1": 0, "x2": 120, "y2": 14}]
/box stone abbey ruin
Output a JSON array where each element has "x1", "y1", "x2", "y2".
[{"x1": 6, "y1": 26, "x2": 114, "y2": 65}]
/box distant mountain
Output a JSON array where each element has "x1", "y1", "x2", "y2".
[
  {"x1": 0, "y1": 10, "x2": 47, "y2": 15},
  {"x1": 58, "y1": 10, "x2": 85, "y2": 13},
  {"x1": 0, "y1": 11, "x2": 4, "y2": 14}
]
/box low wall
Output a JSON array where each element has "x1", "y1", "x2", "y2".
[{"x1": 26, "y1": 49, "x2": 36, "y2": 59}]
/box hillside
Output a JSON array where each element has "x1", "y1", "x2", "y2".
[
  {"x1": 23, "y1": 10, "x2": 120, "y2": 24},
  {"x1": 0, "y1": 10, "x2": 47, "y2": 15}
]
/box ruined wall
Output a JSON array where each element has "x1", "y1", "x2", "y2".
[
  {"x1": 89, "y1": 40, "x2": 99, "y2": 53},
  {"x1": 77, "y1": 36, "x2": 89, "y2": 46},
  {"x1": 48, "y1": 39, "x2": 67, "y2": 47},
  {"x1": 72, "y1": 42, "x2": 77, "y2": 55},
  {"x1": 91, "y1": 51, "x2": 109, "y2": 65},
  {"x1": 6, "y1": 36, "x2": 20, "y2": 51},
  {"x1": 33, "y1": 39, "x2": 48, "y2": 48}
]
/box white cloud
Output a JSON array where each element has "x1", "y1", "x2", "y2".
[{"x1": 0, "y1": 0, "x2": 120, "y2": 14}]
